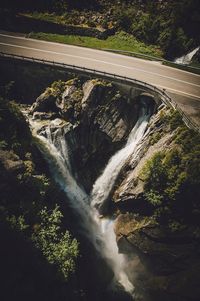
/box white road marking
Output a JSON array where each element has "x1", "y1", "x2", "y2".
[
  {"x1": 1, "y1": 32, "x2": 200, "y2": 78},
  {"x1": 0, "y1": 41, "x2": 200, "y2": 90}
]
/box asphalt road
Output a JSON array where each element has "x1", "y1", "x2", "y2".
[{"x1": 0, "y1": 32, "x2": 200, "y2": 126}]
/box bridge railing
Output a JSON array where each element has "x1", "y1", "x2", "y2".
[{"x1": 0, "y1": 51, "x2": 199, "y2": 133}]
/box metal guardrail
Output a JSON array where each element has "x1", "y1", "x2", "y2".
[
  {"x1": 103, "y1": 48, "x2": 200, "y2": 73},
  {"x1": 103, "y1": 48, "x2": 164, "y2": 62},
  {"x1": 0, "y1": 51, "x2": 199, "y2": 133}
]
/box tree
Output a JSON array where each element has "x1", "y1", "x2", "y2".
[{"x1": 32, "y1": 205, "x2": 79, "y2": 280}]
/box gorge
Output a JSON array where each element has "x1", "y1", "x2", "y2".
[
  {"x1": 28, "y1": 77, "x2": 154, "y2": 297},
  {"x1": 0, "y1": 1, "x2": 200, "y2": 300},
  {"x1": 1, "y1": 73, "x2": 200, "y2": 301}
]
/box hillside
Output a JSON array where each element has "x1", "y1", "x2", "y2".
[{"x1": 1, "y1": 0, "x2": 200, "y2": 59}]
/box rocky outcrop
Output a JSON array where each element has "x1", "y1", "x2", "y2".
[
  {"x1": 31, "y1": 92, "x2": 59, "y2": 114},
  {"x1": 112, "y1": 107, "x2": 200, "y2": 301},
  {"x1": 0, "y1": 150, "x2": 25, "y2": 174},
  {"x1": 115, "y1": 213, "x2": 200, "y2": 301},
  {"x1": 112, "y1": 107, "x2": 174, "y2": 211},
  {"x1": 29, "y1": 78, "x2": 200, "y2": 301},
  {"x1": 30, "y1": 78, "x2": 140, "y2": 190}
]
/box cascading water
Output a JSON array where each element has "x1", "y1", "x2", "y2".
[
  {"x1": 30, "y1": 119, "x2": 100, "y2": 249},
  {"x1": 174, "y1": 46, "x2": 200, "y2": 65},
  {"x1": 90, "y1": 100, "x2": 151, "y2": 294},
  {"x1": 91, "y1": 103, "x2": 150, "y2": 213},
  {"x1": 28, "y1": 99, "x2": 151, "y2": 298}
]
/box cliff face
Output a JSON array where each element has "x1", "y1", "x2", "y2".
[
  {"x1": 28, "y1": 78, "x2": 200, "y2": 301},
  {"x1": 113, "y1": 106, "x2": 175, "y2": 209},
  {"x1": 112, "y1": 108, "x2": 200, "y2": 301},
  {"x1": 30, "y1": 78, "x2": 141, "y2": 191}
]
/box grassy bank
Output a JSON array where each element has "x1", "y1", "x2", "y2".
[
  {"x1": 28, "y1": 31, "x2": 163, "y2": 58},
  {"x1": 28, "y1": 32, "x2": 200, "y2": 75}
]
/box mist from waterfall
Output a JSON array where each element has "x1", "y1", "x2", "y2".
[{"x1": 28, "y1": 100, "x2": 151, "y2": 297}]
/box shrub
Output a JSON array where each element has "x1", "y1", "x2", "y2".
[{"x1": 32, "y1": 206, "x2": 79, "y2": 280}]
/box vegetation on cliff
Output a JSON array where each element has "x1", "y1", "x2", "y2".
[
  {"x1": 140, "y1": 110, "x2": 200, "y2": 232},
  {"x1": 0, "y1": 90, "x2": 79, "y2": 299},
  {"x1": 113, "y1": 108, "x2": 200, "y2": 301}
]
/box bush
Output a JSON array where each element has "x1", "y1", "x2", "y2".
[
  {"x1": 0, "y1": 96, "x2": 31, "y2": 157},
  {"x1": 32, "y1": 206, "x2": 79, "y2": 280},
  {"x1": 141, "y1": 127, "x2": 200, "y2": 224}
]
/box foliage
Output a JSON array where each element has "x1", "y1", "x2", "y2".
[
  {"x1": 6, "y1": 214, "x2": 29, "y2": 231},
  {"x1": 0, "y1": 96, "x2": 31, "y2": 157},
  {"x1": 32, "y1": 206, "x2": 79, "y2": 280},
  {"x1": 169, "y1": 110, "x2": 184, "y2": 130},
  {"x1": 141, "y1": 124, "x2": 200, "y2": 225},
  {"x1": 1, "y1": 0, "x2": 200, "y2": 59},
  {"x1": 0, "y1": 92, "x2": 79, "y2": 287},
  {"x1": 51, "y1": 80, "x2": 68, "y2": 96},
  {"x1": 111, "y1": 0, "x2": 199, "y2": 58},
  {"x1": 149, "y1": 132, "x2": 162, "y2": 145},
  {"x1": 29, "y1": 31, "x2": 162, "y2": 57}
]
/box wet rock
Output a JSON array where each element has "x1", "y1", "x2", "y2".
[
  {"x1": 32, "y1": 111, "x2": 58, "y2": 120},
  {"x1": 112, "y1": 108, "x2": 174, "y2": 210},
  {"x1": 31, "y1": 78, "x2": 140, "y2": 190},
  {"x1": 59, "y1": 82, "x2": 82, "y2": 122}
]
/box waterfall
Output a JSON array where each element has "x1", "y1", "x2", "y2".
[
  {"x1": 90, "y1": 101, "x2": 150, "y2": 294},
  {"x1": 29, "y1": 118, "x2": 101, "y2": 249},
  {"x1": 28, "y1": 100, "x2": 150, "y2": 297},
  {"x1": 91, "y1": 103, "x2": 150, "y2": 212},
  {"x1": 174, "y1": 46, "x2": 200, "y2": 65}
]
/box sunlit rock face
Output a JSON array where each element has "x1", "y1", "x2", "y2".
[
  {"x1": 112, "y1": 107, "x2": 200, "y2": 301},
  {"x1": 28, "y1": 77, "x2": 156, "y2": 298},
  {"x1": 30, "y1": 78, "x2": 142, "y2": 191},
  {"x1": 30, "y1": 77, "x2": 200, "y2": 301}
]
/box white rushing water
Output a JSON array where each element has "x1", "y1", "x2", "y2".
[
  {"x1": 29, "y1": 101, "x2": 150, "y2": 297},
  {"x1": 90, "y1": 102, "x2": 150, "y2": 294},
  {"x1": 174, "y1": 46, "x2": 199, "y2": 65},
  {"x1": 91, "y1": 104, "x2": 150, "y2": 212},
  {"x1": 30, "y1": 119, "x2": 100, "y2": 248}
]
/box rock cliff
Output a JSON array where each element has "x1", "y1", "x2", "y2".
[
  {"x1": 29, "y1": 78, "x2": 200, "y2": 301},
  {"x1": 112, "y1": 107, "x2": 200, "y2": 301},
  {"x1": 30, "y1": 78, "x2": 141, "y2": 191}
]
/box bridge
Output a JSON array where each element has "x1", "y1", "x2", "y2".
[{"x1": 0, "y1": 32, "x2": 199, "y2": 130}]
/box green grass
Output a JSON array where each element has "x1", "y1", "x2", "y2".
[
  {"x1": 189, "y1": 61, "x2": 200, "y2": 69},
  {"x1": 28, "y1": 31, "x2": 163, "y2": 58},
  {"x1": 28, "y1": 30, "x2": 200, "y2": 75}
]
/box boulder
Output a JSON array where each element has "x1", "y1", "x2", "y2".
[
  {"x1": 31, "y1": 91, "x2": 58, "y2": 113},
  {"x1": 0, "y1": 150, "x2": 25, "y2": 174}
]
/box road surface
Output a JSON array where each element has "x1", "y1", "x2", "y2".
[{"x1": 0, "y1": 32, "x2": 199, "y2": 126}]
